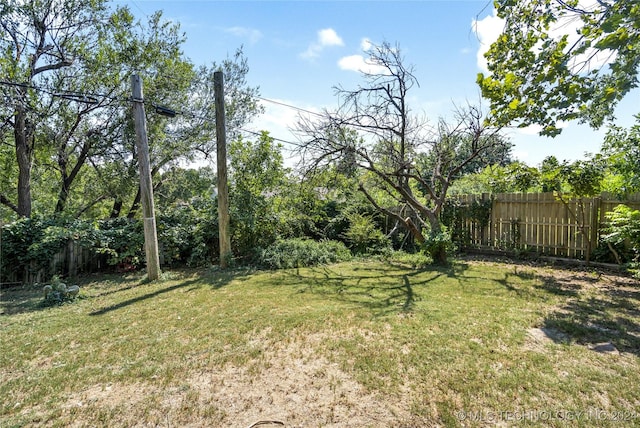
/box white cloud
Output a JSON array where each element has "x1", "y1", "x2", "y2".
[
  {"x1": 318, "y1": 28, "x2": 343, "y2": 47},
  {"x1": 472, "y1": 10, "x2": 504, "y2": 73},
  {"x1": 224, "y1": 26, "x2": 263, "y2": 44},
  {"x1": 472, "y1": 2, "x2": 616, "y2": 74},
  {"x1": 301, "y1": 28, "x2": 344, "y2": 60},
  {"x1": 360, "y1": 38, "x2": 373, "y2": 52},
  {"x1": 337, "y1": 54, "x2": 388, "y2": 75}
]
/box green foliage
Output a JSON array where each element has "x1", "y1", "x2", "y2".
[
  {"x1": 601, "y1": 204, "x2": 640, "y2": 277},
  {"x1": 383, "y1": 250, "x2": 433, "y2": 268},
  {"x1": 560, "y1": 157, "x2": 605, "y2": 198},
  {"x1": 96, "y1": 218, "x2": 145, "y2": 268},
  {"x1": 156, "y1": 201, "x2": 216, "y2": 267},
  {"x1": 422, "y1": 228, "x2": 456, "y2": 265},
  {"x1": 1, "y1": 216, "x2": 146, "y2": 282},
  {"x1": 276, "y1": 169, "x2": 360, "y2": 242},
  {"x1": 450, "y1": 162, "x2": 539, "y2": 195},
  {"x1": 442, "y1": 197, "x2": 492, "y2": 249},
  {"x1": 479, "y1": 0, "x2": 640, "y2": 135},
  {"x1": 539, "y1": 156, "x2": 563, "y2": 192},
  {"x1": 602, "y1": 115, "x2": 640, "y2": 194},
  {"x1": 418, "y1": 133, "x2": 513, "y2": 177},
  {"x1": 229, "y1": 132, "x2": 288, "y2": 259},
  {"x1": 507, "y1": 162, "x2": 540, "y2": 192},
  {"x1": 154, "y1": 167, "x2": 218, "y2": 266},
  {"x1": 1, "y1": 216, "x2": 102, "y2": 282},
  {"x1": 343, "y1": 213, "x2": 391, "y2": 255},
  {"x1": 257, "y1": 238, "x2": 352, "y2": 269}
]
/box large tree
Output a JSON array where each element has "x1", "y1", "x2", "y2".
[
  {"x1": 0, "y1": 0, "x2": 114, "y2": 217},
  {"x1": 0, "y1": 1, "x2": 262, "y2": 220},
  {"x1": 478, "y1": 0, "x2": 640, "y2": 136},
  {"x1": 0, "y1": 1, "x2": 194, "y2": 218},
  {"x1": 297, "y1": 42, "x2": 505, "y2": 263}
]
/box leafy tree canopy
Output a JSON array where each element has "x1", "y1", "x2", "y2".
[
  {"x1": 478, "y1": 0, "x2": 640, "y2": 136},
  {"x1": 602, "y1": 114, "x2": 640, "y2": 193}
]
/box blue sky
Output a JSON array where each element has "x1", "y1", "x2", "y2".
[{"x1": 119, "y1": 0, "x2": 638, "y2": 167}]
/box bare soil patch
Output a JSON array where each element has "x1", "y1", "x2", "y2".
[{"x1": 60, "y1": 332, "x2": 414, "y2": 427}]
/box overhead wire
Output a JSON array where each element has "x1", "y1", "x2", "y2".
[
  {"x1": 0, "y1": 78, "x2": 315, "y2": 149},
  {"x1": 0, "y1": 79, "x2": 129, "y2": 105},
  {"x1": 256, "y1": 96, "x2": 325, "y2": 118}
]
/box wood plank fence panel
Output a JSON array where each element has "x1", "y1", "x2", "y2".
[{"x1": 451, "y1": 192, "x2": 640, "y2": 260}]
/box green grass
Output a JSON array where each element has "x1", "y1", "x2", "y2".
[{"x1": 1, "y1": 260, "x2": 639, "y2": 427}]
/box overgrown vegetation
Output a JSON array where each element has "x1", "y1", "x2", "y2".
[
  {"x1": 257, "y1": 238, "x2": 352, "y2": 269},
  {"x1": 601, "y1": 205, "x2": 640, "y2": 277}
]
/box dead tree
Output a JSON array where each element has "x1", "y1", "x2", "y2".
[{"x1": 296, "y1": 42, "x2": 505, "y2": 263}]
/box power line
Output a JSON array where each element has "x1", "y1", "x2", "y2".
[
  {"x1": 0, "y1": 79, "x2": 128, "y2": 105},
  {"x1": 143, "y1": 99, "x2": 308, "y2": 149},
  {"x1": 257, "y1": 96, "x2": 325, "y2": 118},
  {"x1": 0, "y1": 78, "x2": 309, "y2": 148},
  {"x1": 238, "y1": 127, "x2": 306, "y2": 149}
]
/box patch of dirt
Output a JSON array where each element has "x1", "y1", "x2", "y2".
[
  {"x1": 524, "y1": 327, "x2": 570, "y2": 352},
  {"x1": 58, "y1": 332, "x2": 416, "y2": 427}
]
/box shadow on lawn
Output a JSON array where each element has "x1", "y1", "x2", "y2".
[
  {"x1": 488, "y1": 261, "x2": 640, "y2": 355},
  {"x1": 540, "y1": 274, "x2": 640, "y2": 356},
  {"x1": 89, "y1": 277, "x2": 202, "y2": 316},
  {"x1": 88, "y1": 266, "x2": 253, "y2": 316},
  {"x1": 285, "y1": 262, "x2": 468, "y2": 317},
  {"x1": 0, "y1": 273, "x2": 147, "y2": 316}
]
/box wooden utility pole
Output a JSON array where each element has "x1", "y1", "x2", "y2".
[
  {"x1": 214, "y1": 71, "x2": 232, "y2": 268},
  {"x1": 131, "y1": 74, "x2": 161, "y2": 280}
]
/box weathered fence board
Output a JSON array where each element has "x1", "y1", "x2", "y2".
[
  {"x1": 452, "y1": 192, "x2": 640, "y2": 260},
  {"x1": 2, "y1": 243, "x2": 106, "y2": 285}
]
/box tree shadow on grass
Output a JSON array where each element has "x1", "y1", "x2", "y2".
[
  {"x1": 203, "y1": 266, "x2": 254, "y2": 290},
  {"x1": 0, "y1": 284, "x2": 50, "y2": 315},
  {"x1": 480, "y1": 260, "x2": 640, "y2": 355},
  {"x1": 284, "y1": 262, "x2": 468, "y2": 317},
  {"x1": 525, "y1": 270, "x2": 640, "y2": 356},
  {"x1": 542, "y1": 284, "x2": 640, "y2": 356},
  {"x1": 89, "y1": 277, "x2": 203, "y2": 316},
  {"x1": 1, "y1": 267, "x2": 248, "y2": 317},
  {"x1": 86, "y1": 266, "x2": 255, "y2": 316},
  {"x1": 1, "y1": 272, "x2": 150, "y2": 316}
]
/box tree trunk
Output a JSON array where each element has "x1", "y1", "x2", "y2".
[
  {"x1": 127, "y1": 186, "x2": 141, "y2": 219},
  {"x1": 55, "y1": 185, "x2": 70, "y2": 214},
  {"x1": 110, "y1": 198, "x2": 123, "y2": 218},
  {"x1": 55, "y1": 133, "x2": 92, "y2": 214},
  {"x1": 425, "y1": 210, "x2": 449, "y2": 265},
  {"x1": 14, "y1": 109, "x2": 33, "y2": 218}
]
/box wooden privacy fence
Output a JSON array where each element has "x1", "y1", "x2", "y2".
[
  {"x1": 450, "y1": 192, "x2": 640, "y2": 260},
  {"x1": 1, "y1": 241, "x2": 107, "y2": 285}
]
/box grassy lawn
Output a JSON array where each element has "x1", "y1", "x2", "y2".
[{"x1": 1, "y1": 258, "x2": 639, "y2": 427}]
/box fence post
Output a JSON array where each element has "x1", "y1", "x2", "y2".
[{"x1": 589, "y1": 196, "x2": 601, "y2": 263}]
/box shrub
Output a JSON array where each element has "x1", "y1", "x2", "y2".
[
  {"x1": 41, "y1": 275, "x2": 81, "y2": 307},
  {"x1": 257, "y1": 238, "x2": 352, "y2": 269},
  {"x1": 422, "y1": 228, "x2": 456, "y2": 265},
  {"x1": 1, "y1": 216, "x2": 102, "y2": 283},
  {"x1": 96, "y1": 218, "x2": 145, "y2": 269},
  {"x1": 601, "y1": 204, "x2": 640, "y2": 277},
  {"x1": 344, "y1": 213, "x2": 391, "y2": 255}
]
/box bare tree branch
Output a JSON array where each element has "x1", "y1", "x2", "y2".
[{"x1": 294, "y1": 41, "x2": 507, "y2": 262}]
